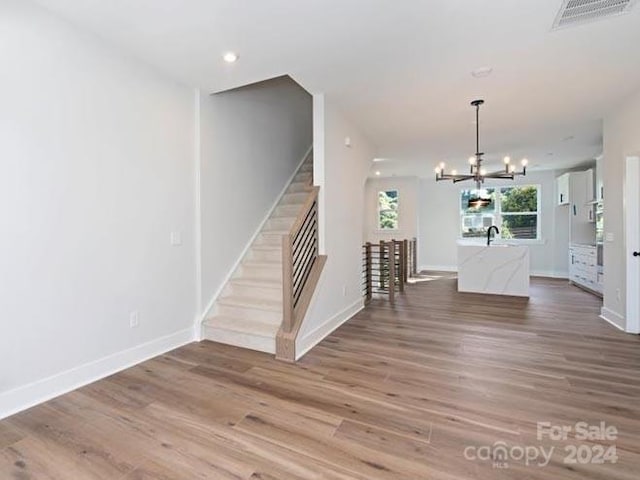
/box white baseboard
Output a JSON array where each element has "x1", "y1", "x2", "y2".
[
  {"x1": 418, "y1": 265, "x2": 457, "y2": 272},
  {"x1": 296, "y1": 298, "x2": 364, "y2": 360},
  {"x1": 600, "y1": 307, "x2": 625, "y2": 331},
  {"x1": 0, "y1": 326, "x2": 196, "y2": 420},
  {"x1": 418, "y1": 265, "x2": 568, "y2": 279},
  {"x1": 531, "y1": 270, "x2": 569, "y2": 279},
  {"x1": 198, "y1": 145, "x2": 313, "y2": 325}
]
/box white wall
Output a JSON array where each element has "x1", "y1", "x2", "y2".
[
  {"x1": 297, "y1": 96, "x2": 376, "y2": 356},
  {"x1": 199, "y1": 77, "x2": 312, "y2": 313},
  {"x1": 417, "y1": 170, "x2": 569, "y2": 277},
  {"x1": 602, "y1": 87, "x2": 640, "y2": 330},
  {"x1": 363, "y1": 177, "x2": 418, "y2": 243},
  {"x1": 0, "y1": 1, "x2": 197, "y2": 417}
]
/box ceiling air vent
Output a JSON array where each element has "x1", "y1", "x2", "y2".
[{"x1": 552, "y1": 0, "x2": 638, "y2": 29}]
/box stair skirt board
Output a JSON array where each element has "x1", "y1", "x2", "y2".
[{"x1": 202, "y1": 150, "x2": 314, "y2": 354}]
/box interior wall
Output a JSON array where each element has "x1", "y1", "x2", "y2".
[
  {"x1": 363, "y1": 177, "x2": 419, "y2": 243},
  {"x1": 297, "y1": 95, "x2": 376, "y2": 356},
  {"x1": 417, "y1": 170, "x2": 569, "y2": 277},
  {"x1": 199, "y1": 77, "x2": 312, "y2": 314},
  {"x1": 0, "y1": 1, "x2": 197, "y2": 417},
  {"x1": 602, "y1": 86, "x2": 640, "y2": 330}
]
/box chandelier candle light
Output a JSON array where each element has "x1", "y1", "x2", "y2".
[{"x1": 435, "y1": 100, "x2": 528, "y2": 193}]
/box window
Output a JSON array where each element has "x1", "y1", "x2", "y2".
[
  {"x1": 378, "y1": 190, "x2": 398, "y2": 230},
  {"x1": 460, "y1": 185, "x2": 540, "y2": 240}
]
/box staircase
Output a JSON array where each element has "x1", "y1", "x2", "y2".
[{"x1": 202, "y1": 154, "x2": 314, "y2": 354}]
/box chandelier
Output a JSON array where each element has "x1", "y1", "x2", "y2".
[{"x1": 434, "y1": 99, "x2": 527, "y2": 190}]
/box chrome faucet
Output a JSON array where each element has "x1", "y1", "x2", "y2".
[{"x1": 487, "y1": 225, "x2": 499, "y2": 246}]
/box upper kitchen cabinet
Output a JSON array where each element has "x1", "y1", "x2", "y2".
[
  {"x1": 596, "y1": 155, "x2": 604, "y2": 201},
  {"x1": 556, "y1": 169, "x2": 597, "y2": 243},
  {"x1": 557, "y1": 169, "x2": 594, "y2": 207},
  {"x1": 557, "y1": 173, "x2": 570, "y2": 205}
]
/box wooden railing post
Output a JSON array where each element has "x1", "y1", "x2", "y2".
[
  {"x1": 413, "y1": 237, "x2": 418, "y2": 276},
  {"x1": 281, "y1": 234, "x2": 294, "y2": 332},
  {"x1": 397, "y1": 240, "x2": 404, "y2": 293},
  {"x1": 388, "y1": 241, "x2": 395, "y2": 305},
  {"x1": 379, "y1": 240, "x2": 385, "y2": 290},
  {"x1": 365, "y1": 242, "x2": 372, "y2": 303},
  {"x1": 403, "y1": 239, "x2": 409, "y2": 284}
]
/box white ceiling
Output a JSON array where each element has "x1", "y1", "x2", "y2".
[{"x1": 34, "y1": 0, "x2": 640, "y2": 177}]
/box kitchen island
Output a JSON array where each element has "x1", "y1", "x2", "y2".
[{"x1": 457, "y1": 244, "x2": 530, "y2": 297}]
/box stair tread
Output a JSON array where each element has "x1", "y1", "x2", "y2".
[
  {"x1": 243, "y1": 259, "x2": 281, "y2": 266},
  {"x1": 283, "y1": 192, "x2": 308, "y2": 198},
  {"x1": 219, "y1": 294, "x2": 282, "y2": 311},
  {"x1": 231, "y1": 277, "x2": 282, "y2": 288},
  {"x1": 203, "y1": 315, "x2": 280, "y2": 336},
  {"x1": 251, "y1": 244, "x2": 282, "y2": 251}
]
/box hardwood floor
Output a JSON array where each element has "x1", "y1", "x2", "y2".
[{"x1": 2, "y1": 275, "x2": 640, "y2": 479}]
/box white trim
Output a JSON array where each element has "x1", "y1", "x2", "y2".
[
  {"x1": 418, "y1": 264, "x2": 457, "y2": 272},
  {"x1": 531, "y1": 270, "x2": 569, "y2": 279},
  {"x1": 600, "y1": 307, "x2": 625, "y2": 331},
  {"x1": 198, "y1": 145, "x2": 313, "y2": 324},
  {"x1": 313, "y1": 94, "x2": 326, "y2": 254},
  {"x1": 625, "y1": 156, "x2": 640, "y2": 334},
  {"x1": 0, "y1": 326, "x2": 195, "y2": 420},
  {"x1": 296, "y1": 299, "x2": 364, "y2": 360},
  {"x1": 193, "y1": 89, "x2": 203, "y2": 340}
]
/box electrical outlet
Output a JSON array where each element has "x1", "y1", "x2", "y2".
[
  {"x1": 129, "y1": 311, "x2": 140, "y2": 328},
  {"x1": 342, "y1": 285, "x2": 347, "y2": 296},
  {"x1": 616, "y1": 289, "x2": 621, "y2": 301},
  {"x1": 606, "y1": 232, "x2": 614, "y2": 242}
]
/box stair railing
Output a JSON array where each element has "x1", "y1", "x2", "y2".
[
  {"x1": 363, "y1": 237, "x2": 416, "y2": 305},
  {"x1": 277, "y1": 186, "x2": 327, "y2": 361}
]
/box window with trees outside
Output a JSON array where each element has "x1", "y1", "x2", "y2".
[
  {"x1": 378, "y1": 190, "x2": 399, "y2": 230},
  {"x1": 460, "y1": 185, "x2": 540, "y2": 240}
]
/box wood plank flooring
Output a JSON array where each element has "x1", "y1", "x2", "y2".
[{"x1": 2, "y1": 275, "x2": 640, "y2": 479}]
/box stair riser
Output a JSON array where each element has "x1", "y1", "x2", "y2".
[
  {"x1": 202, "y1": 326, "x2": 275, "y2": 354},
  {"x1": 254, "y1": 233, "x2": 285, "y2": 247},
  {"x1": 265, "y1": 217, "x2": 295, "y2": 232},
  {"x1": 217, "y1": 303, "x2": 282, "y2": 323},
  {"x1": 239, "y1": 264, "x2": 282, "y2": 280},
  {"x1": 280, "y1": 193, "x2": 308, "y2": 205},
  {"x1": 287, "y1": 182, "x2": 312, "y2": 193},
  {"x1": 272, "y1": 205, "x2": 302, "y2": 218},
  {"x1": 230, "y1": 283, "x2": 282, "y2": 301},
  {"x1": 294, "y1": 174, "x2": 312, "y2": 184},
  {"x1": 249, "y1": 248, "x2": 282, "y2": 263}
]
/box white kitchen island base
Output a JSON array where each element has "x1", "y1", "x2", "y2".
[{"x1": 457, "y1": 245, "x2": 530, "y2": 297}]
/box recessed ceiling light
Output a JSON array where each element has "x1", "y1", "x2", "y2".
[
  {"x1": 471, "y1": 66, "x2": 493, "y2": 78},
  {"x1": 223, "y1": 52, "x2": 239, "y2": 63},
  {"x1": 375, "y1": 171, "x2": 381, "y2": 176},
  {"x1": 373, "y1": 158, "x2": 386, "y2": 162}
]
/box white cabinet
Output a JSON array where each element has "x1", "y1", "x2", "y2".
[
  {"x1": 566, "y1": 170, "x2": 596, "y2": 244},
  {"x1": 569, "y1": 244, "x2": 601, "y2": 295},
  {"x1": 596, "y1": 156, "x2": 604, "y2": 201},
  {"x1": 557, "y1": 173, "x2": 570, "y2": 205},
  {"x1": 584, "y1": 169, "x2": 595, "y2": 203},
  {"x1": 581, "y1": 169, "x2": 596, "y2": 224}
]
